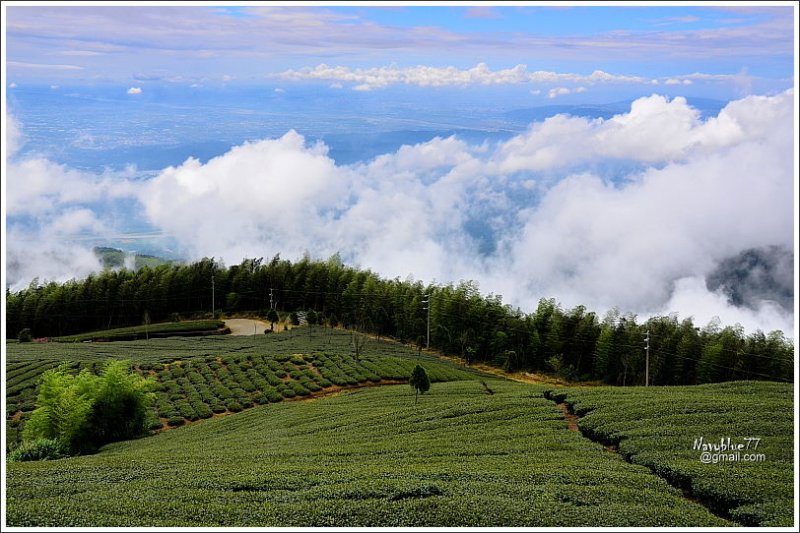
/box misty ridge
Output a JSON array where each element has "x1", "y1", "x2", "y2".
[
  {"x1": 5, "y1": 90, "x2": 796, "y2": 337},
  {"x1": 706, "y1": 246, "x2": 794, "y2": 313}
]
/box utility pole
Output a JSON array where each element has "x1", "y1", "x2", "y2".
[
  {"x1": 269, "y1": 288, "x2": 274, "y2": 310},
  {"x1": 422, "y1": 294, "x2": 430, "y2": 349},
  {"x1": 645, "y1": 328, "x2": 650, "y2": 387},
  {"x1": 211, "y1": 274, "x2": 215, "y2": 317}
]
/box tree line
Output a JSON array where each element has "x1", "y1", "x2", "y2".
[{"x1": 5, "y1": 254, "x2": 794, "y2": 385}]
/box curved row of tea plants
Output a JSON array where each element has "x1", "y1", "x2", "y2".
[
  {"x1": 545, "y1": 381, "x2": 793, "y2": 526},
  {"x1": 50, "y1": 319, "x2": 226, "y2": 342},
  {"x1": 6, "y1": 381, "x2": 730, "y2": 527},
  {"x1": 146, "y1": 351, "x2": 470, "y2": 428},
  {"x1": 7, "y1": 336, "x2": 475, "y2": 448}
]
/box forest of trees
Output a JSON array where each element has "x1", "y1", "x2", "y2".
[{"x1": 5, "y1": 254, "x2": 794, "y2": 385}]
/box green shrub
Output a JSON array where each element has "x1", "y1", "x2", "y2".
[
  {"x1": 278, "y1": 387, "x2": 296, "y2": 399},
  {"x1": 167, "y1": 416, "x2": 185, "y2": 427},
  {"x1": 17, "y1": 328, "x2": 33, "y2": 343},
  {"x1": 264, "y1": 389, "x2": 284, "y2": 403},
  {"x1": 226, "y1": 401, "x2": 243, "y2": 413},
  {"x1": 7, "y1": 438, "x2": 67, "y2": 462},
  {"x1": 290, "y1": 382, "x2": 311, "y2": 396},
  {"x1": 23, "y1": 360, "x2": 155, "y2": 454}
]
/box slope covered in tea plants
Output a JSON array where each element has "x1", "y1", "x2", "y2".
[
  {"x1": 6, "y1": 380, "x2": 729, "y2": 527},
  {"x1": 6, "y1": 329, "x2": 475, "y2": 447},
  {"x1": 547, "y1": 382, "x2": 794, "y2": 526}
]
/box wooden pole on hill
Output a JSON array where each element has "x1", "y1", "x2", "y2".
[
  {"x1": 422, "y1": 294, "x2": 430, "y2": 349},
  {"x1": 645, "y1": 329, "x2": 650, "y2": 387}
]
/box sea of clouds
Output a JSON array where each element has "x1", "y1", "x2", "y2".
[{"x1": 5, "y1": 90, "x2": 796, "y2": 335}]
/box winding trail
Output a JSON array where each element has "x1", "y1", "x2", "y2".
[{"x1": 549, "y1": 395, "x2": 732, "y2": 523}]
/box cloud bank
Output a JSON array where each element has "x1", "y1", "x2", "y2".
[
  {"x1": 278, "y1": 63, "x2": 662, "y2": 91},
  {"x1": 6, "y1": 92, "x2": 795, "y2": 336}
]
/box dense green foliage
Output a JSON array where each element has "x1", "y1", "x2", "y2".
[
  {"x1": 20, "y1": 361, "x2": 155, "y2": 455},
  {"x1": 547, "y1": 382, "x2": 794, "y2": 526},
  {"x1": 51, "y1": 320, "x2": 225, "y2": 342},
  {"x1": 7, "y1": 330, "x2": 477, "y2": 448},
  {"x1": 409, "y1": 364, "x2": 431, "y2": 403},
  {"x1": 6, "y1": 381, "x2": 731, "y2": 527},
  {"x1": 6, "y1": 438, "x2": 68, "y2": 462},
  {"x1": 5, "y1": 255, "x2": 792, "y2": 385},
  {"x1": 17, "y1": 327, "x2": 32, "y2": 343}
]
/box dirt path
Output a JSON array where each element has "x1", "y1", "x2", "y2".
[
  {"x1": 224, "y1": 318, "x2": 275, "y2": 336},
  {"x1": 557, "y1": 402, "x2": 579, "y2": 432}
]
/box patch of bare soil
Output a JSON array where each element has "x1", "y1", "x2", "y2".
[
  {"x1": 224, "y1": 319, "x2": 274, "y2": 336},
  {"x1": 557, "y1": 402, "x2": 579, "y2": 432}
]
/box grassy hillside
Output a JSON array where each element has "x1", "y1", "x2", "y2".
[
  {"x1": 6, "y1": 329, "x2": 481, "y2": 447},
  {"x1": 93, "y1": 246, "x2": 176, "y2": 270},
  {"x1": 50, "y1": 319, "x2": 226, "y2": 342},
  {"x1": 6, "y1": 380, "x2": 729, "y2": 527},
  {"x1": 5, "y1": 330, "x2": 793, "y2": 526},
  {"x1": 547, "y1": 382, "x2": 794, "y2": 526}
]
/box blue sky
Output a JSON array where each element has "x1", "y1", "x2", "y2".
[
  {"x1": 3, "y1": 2, "x2": 797, "y2": 335},
  {"x1": 4, "y1": 4, "x2": 794, "y2": 92}
]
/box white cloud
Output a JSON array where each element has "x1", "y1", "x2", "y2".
[
  {"x1": 491, "y1": 92, "x2": 794, "y2": 173},
  {"x1": 140, "y1": 132, "x2": 348, "y2": 262},
  {"x1": 547, "y1": 87, "x2": 572, "y2": 99},
  {"x1": 54, "y1": 50, "x2": 104, "y2": 57},
  {"x1": 127, "y1": 86, "x2": 142, "y2": 94},
  {"x1": 5, "y1": 115, "x2": 137, "y2": 289},
  {"x1": 7, "y1": 61, "x2": 83, "y2": 70},
  {"x1": 9, "y1": 82, "x2": 17, "y2": 88},
  {"x1": 4, "y1": 155, "x2": 132, "y2": 217},
  {"x1": 278, "y1": 63, "x2": 656, "y2": 90},
  {"x1": 6, "y1": 225, "x2": 104, "y2": 291},
  {"x1": 661, "y1": 277, "x2": 793, "y2": 335},
  {"x1": 7, "y1": 91, "x2": 795, "y2": 335},
  {"x1": 6, "y1": 112, "x2": 24, "y2": 157}
]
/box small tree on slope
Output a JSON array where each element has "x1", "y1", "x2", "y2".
[
  {"x1": 266, "y1": 308, "x2": 279, "y2": 332},
  {"x1": 409, "y1": 364, "x2": 431, "y2": 404}
]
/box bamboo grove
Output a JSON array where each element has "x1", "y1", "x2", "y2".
[{"x1": 5, "y1": 255, "x2": 794, "y2": 385}]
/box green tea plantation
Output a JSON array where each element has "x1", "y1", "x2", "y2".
[
  {"x1": 4, "y1": 329, "x2": 794, "y2": 527},
  {"x1": 547, "y1": 382, "x2": 794, "y2": 526},
  {"x1": 8, "y1": 380, "x2": 732, "y2": 527}
]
